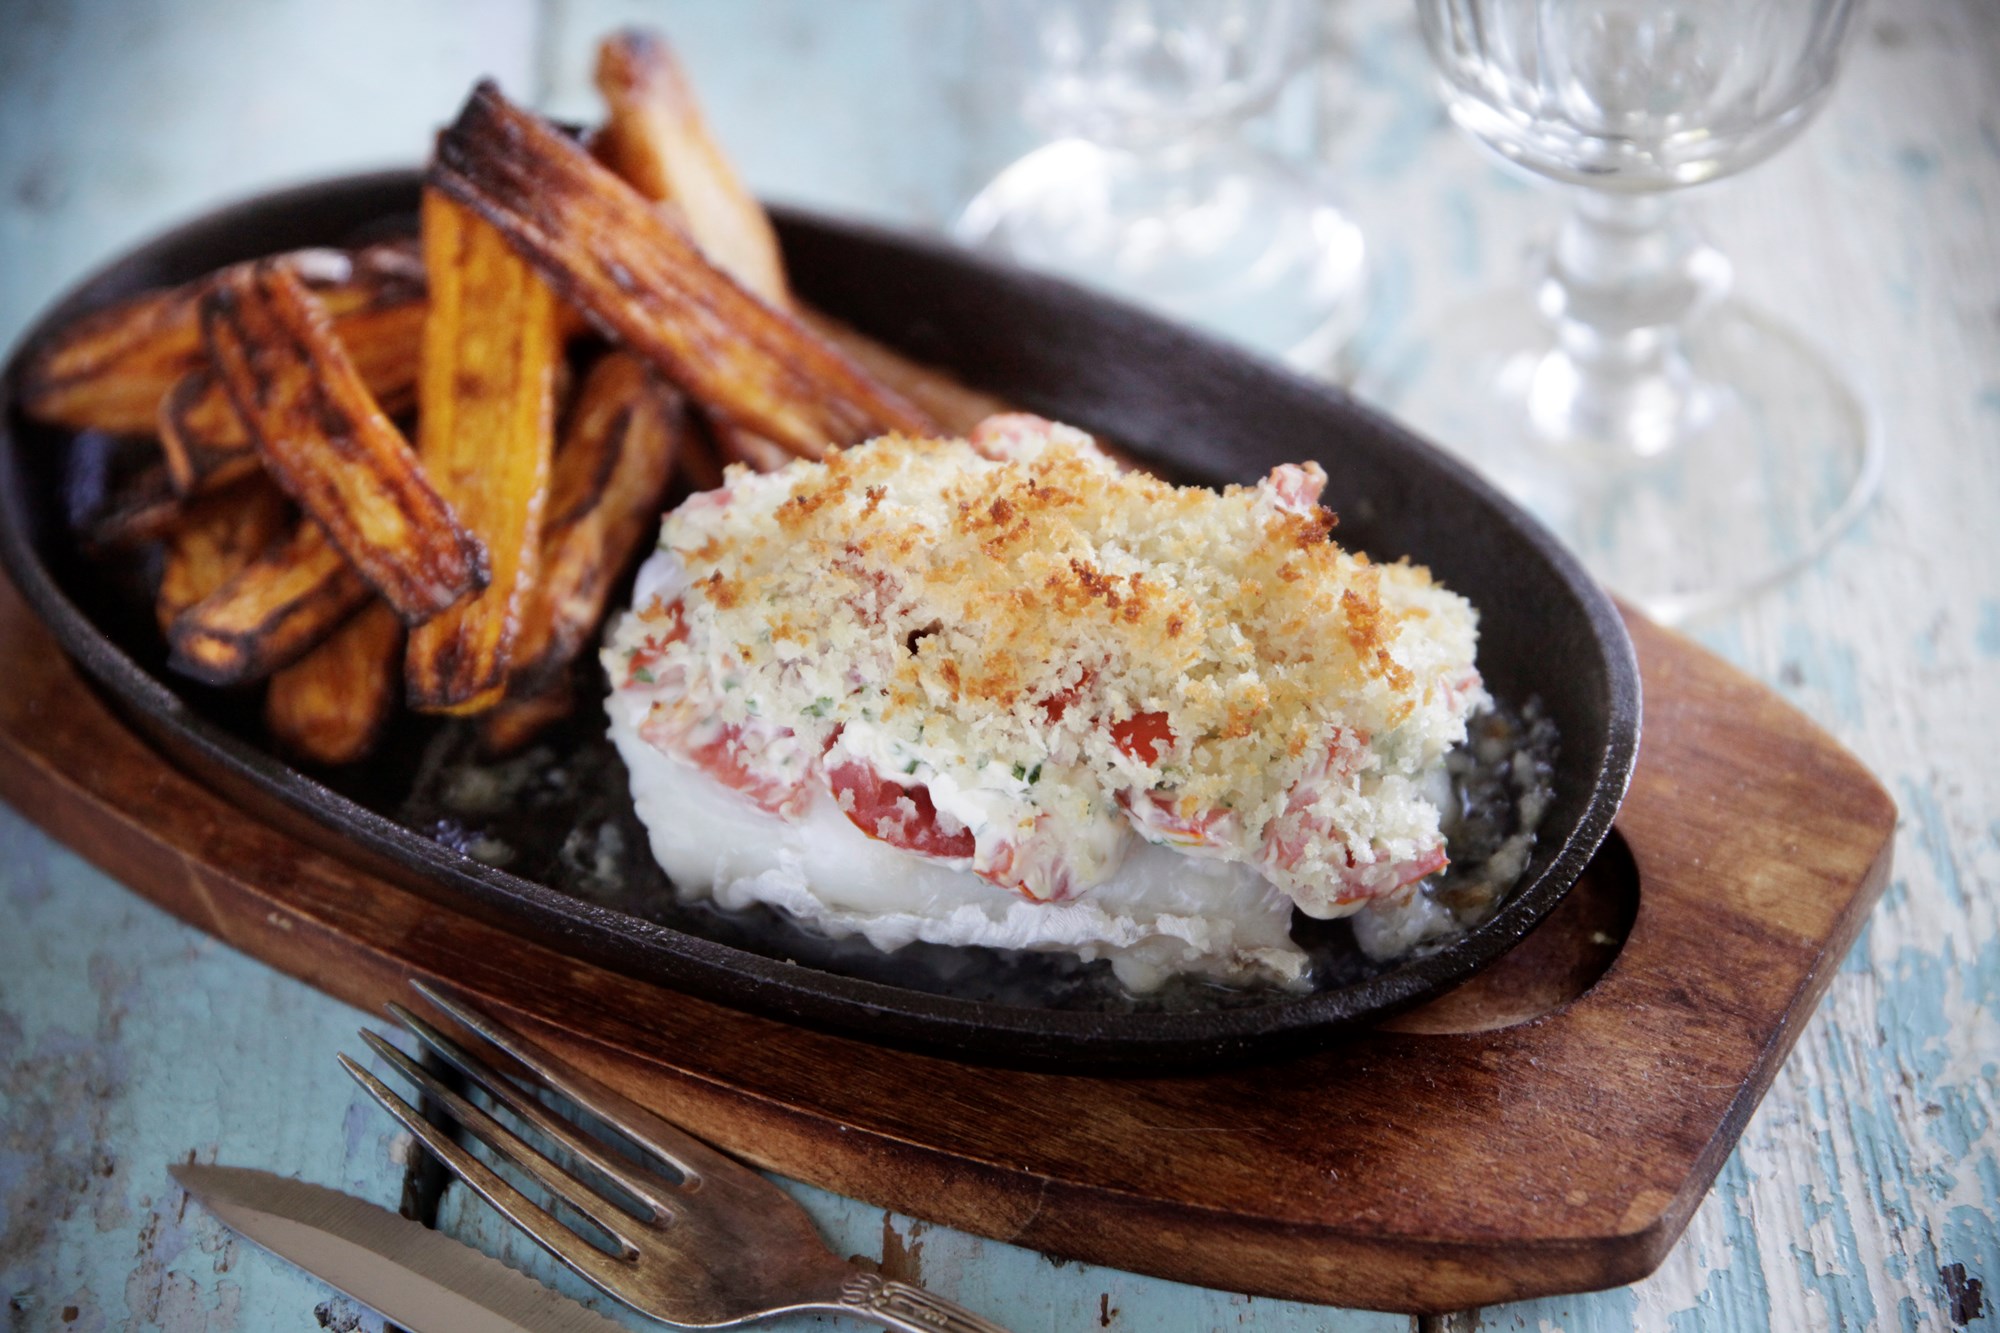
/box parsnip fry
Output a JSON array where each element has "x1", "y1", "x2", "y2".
[
  {"x1": 168, "y1": 520, "x2": 372, "y2": 685},
  {"x1": 593, "y1": 28, "x2": 788, "y2": 304},
  {"x1": 798, "y1": 307, "x2": 1014, "y2": 437},
  {"x1": 266, "y1": 601, "x2": 403, "y2": 765},
  {"x1": 155, "y1": 479, "x2": 290, "y2": 633},
  {"x1": 429, "y1": 81, "x2": 935, "y2": 457},
  {"x1": 509, "y1": 352, "x2": 682, "y2": 693},
  {"x1": 20, "y1": 246, "x2": 401, "y2": 437},
  {"x1": 404, "y1": 188, "x2": 560, "y2": 714},
  {"x1": 202, "y1": 259, "x2": 485, "y2": 622}
]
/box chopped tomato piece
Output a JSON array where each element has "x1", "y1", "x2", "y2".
[
  {"x1": 624, "y1": 599, "x2": 690, "y2": 687},
  {"x1": 640, "y1": 711, "x2": 807, "y2": 817},
  {"x1": 1038, "y1": 666, "x2": 1095, "y2": 724},
  {"x1": 1111, "y1": 711, "x2": 1174, "y2": 764},
  {"x1": 827, "y1": 760, "x2": 975, "y2": 860}
]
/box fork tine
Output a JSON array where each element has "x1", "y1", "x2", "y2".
[
  {"x1": 338, "y1": 1054, "x2": 638, "y2": 1298},
  {"x1": 411, "y1": 980, "x2": 727, "y2": 1184},
  {"x1": 384, "y1": 1002, "x2": 683, "y2": 1221},
  {"x1": 357, "y1": 1032, "x2": 646, "y2": 1258}
]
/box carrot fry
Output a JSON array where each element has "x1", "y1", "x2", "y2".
[
  {"x1": 429, "y1": 81, "x2": 935, "y2": 458},
  {"x1": 21, "y1": 245, "x2": 416, "y2": 439},
  {"x1": 266, "y1": 600, "x2": 404, "y2": 764},
  {"x1": 476, "y1": 675, "x2": 577, "y2": 757},
  {"x1": 508, "y1": 351, "x2": 682, "y2": 694},
  {"x1": 155, "y1": 479, "x2": 290, "y2": 633},
  {"x1": 593, "y1": 27, "x2": 788, "y2": 304},
  {"x1": 167, "y1": 519, "x2": 372, "y2": 685},
  {"x1": 202, "y1": 259, "x2": 485, "y2": 622},
  {"x1": 712, "y1": 422, "x2": 793, "y2": 473},
  {"x1": 403, "y1": 188, "x2": 560, "y2": 714},
  {"x1": 159, "y1": 250, "x2": 425, "y2": 496}
]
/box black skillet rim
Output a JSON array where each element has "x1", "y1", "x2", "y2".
[{"x1": 0, "y1": 170, "x2": 1641, "y2": 1068}]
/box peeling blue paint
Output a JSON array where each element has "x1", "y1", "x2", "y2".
[
  {"x1": 1899, "y1": 779, "x2": 1969, "y2": 910},
  {"x1": 1795, "y1": 1080, "x2": 1882, "y2": 1331},
  {"x1": 1782, "y1": 624, "x2": 1865, "y2": 726},
  {"x1": 1668, "y1": 1154, "x2": 1777, "y2": 1332},
  {"x1": 1976, "y1": 600, "x2": 2000, "y2": 657}
]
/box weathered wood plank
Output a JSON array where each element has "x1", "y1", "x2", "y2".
[
  {"x1": 1, "y1": 0, "x2": 1994, "y2": 1328},
  {"x1": 1321, "y1": 0, "x2": 2000, "y2": 1326},
  {"x1": 0, "y1": 805, "x2": 401, "y2": 1332}
]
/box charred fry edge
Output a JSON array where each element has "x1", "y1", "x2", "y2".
[
  {"x1": 167, "y1": 521, "x2": 373, "y2": 685},
  {"x1": 430, "y1": 81, "x2": 935, "y2": 458},
  {"x1": 404, "y1": 188, "x2": 561, "y2": 715},
  {"x1": 266, "y1": 600, "x2": 405, "y2": 765},
  {"x1": 202, "y1": 259, "x2": 486, "y2": 623}
]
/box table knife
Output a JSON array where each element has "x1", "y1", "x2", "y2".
[{"x1": 169, "y1": 1163, "x2": 629, "y2": 1333}]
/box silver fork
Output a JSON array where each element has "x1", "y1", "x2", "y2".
[{"x1": 341, "y1": 981, "x2": 1010, "y2": 1333}]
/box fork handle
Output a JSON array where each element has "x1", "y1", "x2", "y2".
[{"x1": 823, "y1": 1269, "x2": 1015, "y2": 1333}]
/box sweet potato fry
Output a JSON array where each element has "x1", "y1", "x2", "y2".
[
  {"x1": 507, "y1": 351, "x2": 682, "y2": 694},
  {"x1": 593, "y1": 28, "x2": 788, "y2": 305},
  {"x1": 477, "y1": 676, "x2": 576, "y2": 757},
  {"x1": 155, "y1": 479, "x2": 290, "y2": 633},
  {"x1": 161, "y1": 253, "x2": 429, "y2": 496},
  {"x1": 266, "y1": 600, "x2": 403, "y2": 764},
  {"x1": 797, "y1": 307, "x2": 1014, "y2": 437},
  {"x1": 429, "y1": 81, "x2": 935, "y2": 457},
  {"x1": 168, "y1": 519, "x2": 372, "y2": 685},
  {"x1": 404, "y1": 188, "x2": 561, "y2": 715},
  {"x1": 202, "y1": 259, "x2": 485, "y2": 623}
]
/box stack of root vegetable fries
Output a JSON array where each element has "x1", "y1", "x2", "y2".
[{"x1": 19, "y1": 29, "x2": 1005, "y2": 764}]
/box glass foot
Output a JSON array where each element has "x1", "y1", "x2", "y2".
[
  {"x1": 1362, "y1": 293, "x2": 1882, "y2": 624},
  {"x1": 953, "y1": 138, "x2": 1367, "y2": 369}
]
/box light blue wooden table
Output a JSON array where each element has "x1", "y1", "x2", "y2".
[{"x1": 3, "y1": 2, "x2": 1995, "y2": 1329}]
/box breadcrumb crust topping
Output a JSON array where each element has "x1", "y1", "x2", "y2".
[{"x1": 614, "y1": 422, "x2": 1484, "y2": 913}]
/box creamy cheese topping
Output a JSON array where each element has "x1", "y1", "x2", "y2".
[{"x1": 604, "y1": 418, "x2": 1486, "y2": 954}]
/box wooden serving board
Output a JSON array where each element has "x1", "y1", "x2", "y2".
[{"x1": 0, "y1": 571, "x2": 1894, "y2": 1315}]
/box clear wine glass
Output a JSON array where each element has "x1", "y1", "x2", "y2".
[
  {"x1": 1364, "y1": 0, "x2": 1880, "y2": 623},
  {"x1": 952, "y1": 0, "x2": 1366, "y2": 368}
]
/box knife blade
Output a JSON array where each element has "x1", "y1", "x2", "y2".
[{"x1": 169, "y1": 1163, "x2": 630, "y2": 1333}]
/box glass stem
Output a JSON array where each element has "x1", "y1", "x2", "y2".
[{"x1": 1527, "y1": 188, "x2": 1731, "y2": 459}]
